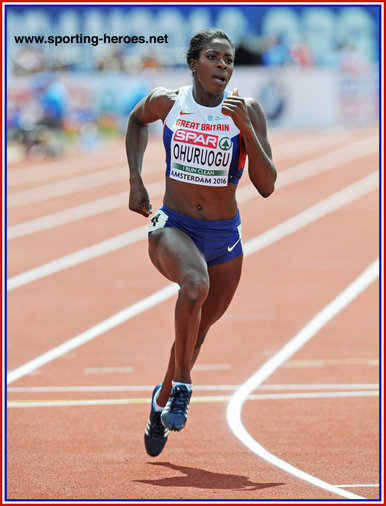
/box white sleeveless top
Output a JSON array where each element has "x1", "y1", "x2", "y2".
[{"x1": 163, "y1": 86, "x2": 246, "y2": 187}]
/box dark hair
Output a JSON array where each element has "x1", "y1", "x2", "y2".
[{"x1": 186, "y1": 28, "x2": 234, "y2": 66}]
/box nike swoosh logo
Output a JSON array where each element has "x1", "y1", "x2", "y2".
[
  {"x1": 227, "y1": 238, "x2": 241, "y2": 252},
  {"x1": 180, "y1": 112, "x2": 194, "y2": 115}
]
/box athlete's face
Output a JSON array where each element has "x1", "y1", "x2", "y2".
[{"x1": 191, "y1": 38, "x2": 235, "y2": 94}]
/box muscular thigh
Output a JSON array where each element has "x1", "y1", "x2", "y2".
[{"x1": 148, "y1": 227, "x2": 208, "y2": 284}]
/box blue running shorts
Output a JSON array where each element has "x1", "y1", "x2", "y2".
[{"x1": 148, "y1": 205, "x2": 243, "y2": 267}]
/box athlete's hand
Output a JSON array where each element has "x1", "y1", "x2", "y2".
[
  {"x1": 221, "y1": 88, "x2": 252, "y2": 134},
  {"x1": 128, "y1": 180, "x2": 152, "y2": 217}
]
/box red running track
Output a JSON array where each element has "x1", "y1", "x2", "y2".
[{"x1": 5, "y1": 126, "x2": 380, "y2": 501}]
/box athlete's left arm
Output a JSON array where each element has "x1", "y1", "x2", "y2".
[{"x1": 222, "y1": 90, "x2": 277, "y2": 197}]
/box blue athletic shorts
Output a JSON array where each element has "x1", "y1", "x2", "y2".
[{"x1": 148, "y1": 205, "x2": 243, "y2": 267}]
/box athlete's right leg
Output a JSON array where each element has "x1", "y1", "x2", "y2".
[{"x1": 148, "y1": 227, "x2": 209, "y2": 406}]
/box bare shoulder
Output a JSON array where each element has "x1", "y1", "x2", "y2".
[
  {"x1": 132, "y1": 87, "x2": 179, "y2": 124},
  {"x1": 147, "y1": 87, "x2": 178, "y2": 107},
  {"x1": 144, "y1": 87, "x2": 179, "y2": 122}
]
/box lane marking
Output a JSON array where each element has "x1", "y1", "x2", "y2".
[
  {"x1": 7, "y1": 171, "x2": 378, "y2": 291},
  {"x1": 284, "y1": 358, "x2": 378, "y2": 367},
  {"x1": 7, "y1": 177, "x2": 379, "y2": 383},
  {"x1": 7, "y1": 180, "x2": 163, "y2": 240},
  {"x1": 273, "y1": 128, "x2": 353, "y2": 158},
  {"x1": 7, "y1": 390, "x2": 379, "y2": 408},
  {"x1": 7, "y1": 383, "x2": 379, "y2": 393},
  {"x1": 335, "y1": 484, "x2": 379, "y2": 488},
  {"x1": 84, "y1": 366, "x2": 134, "y2": 374},
  {"x1": 8, "y1": 193, "x2": 128, "y2": 239},
  {"x1": 192, "y1": 363, "x2": 230, "y2": 371},
  {"x1": 7, "y1": 225, "x2": 149, "y2": 290},
  {"x1": 7, "y1": 152, "x2": 125, "y2": 186},
  {"x1": 7, "y1": 284, "x2": 178, "y2": 384},
  {"x1": 6, "y1": 128, "x2": 355, "y2": 190},
  {"x1": 6, "y1": 126, "x2": 355, "y2": 187},
  {"x1": 236, "y1": 136, "x2": 377, "y2": 204},
  {"x1": 243, "y1": 172, "x2": 378, "y2": 257},
  {"x1": 7, "y1": 136, "x2": 377, "y2": 239},
  {"x1": 226, "y1": 259, "x2": 379, "y2": 500},
  {"x1": 7, "y1": 166, "x2": 126, "y2": 208}
]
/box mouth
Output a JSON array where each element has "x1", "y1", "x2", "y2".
[{"x1": 213, "y1": 75, "x2": 226, "y2": 84}]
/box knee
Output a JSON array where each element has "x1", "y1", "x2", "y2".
[{"x1": 180, "y1": 271, "x2": 209, "y2": 304}]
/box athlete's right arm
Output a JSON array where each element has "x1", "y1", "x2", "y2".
[{"x1": 126, "y1": 87, "x2": 176, "y2": 217}]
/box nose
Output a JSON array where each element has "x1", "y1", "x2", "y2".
[{"x1": 217, "y1": 59, "x2": 227, "y2": 69}]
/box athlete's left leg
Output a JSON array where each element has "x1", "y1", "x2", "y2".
[
  {"x1": 192, "y1": 254, "x2": 243, "y2": 365},
  {"x1": 156, "y1": 254, "x2": 243, "y2": 406}
]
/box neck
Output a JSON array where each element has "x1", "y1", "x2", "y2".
[{"x1": 192, "y1": 81, "x2": 224, "y2": 107}]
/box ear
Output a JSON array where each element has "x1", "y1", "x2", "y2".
[{"x1": 189, "y1": 58, "x2": 197, "y2": 76}]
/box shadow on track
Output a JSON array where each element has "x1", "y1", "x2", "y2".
[{"x1": 134, "y1": 462, "x2": 285, "y2": 491}]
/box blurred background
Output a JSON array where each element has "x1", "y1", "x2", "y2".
[{"x1": 6, "y1": 4, "x2": 380, "y2": 162}]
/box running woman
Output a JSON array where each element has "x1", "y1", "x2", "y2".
[{"x1": 126, "y1": 28, "x2": 277, "y2": 457}]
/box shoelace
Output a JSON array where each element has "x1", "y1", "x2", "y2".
[{"x1": 169, "y1": 387, "x2": 190, "y2": 415}]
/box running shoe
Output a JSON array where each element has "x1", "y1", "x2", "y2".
[
  {"x1": 161, "y1": 384, "x2": 192, "y2": 431},
  {"x1": 144, "y1": 384, "x2": 169, "y2": 457}
]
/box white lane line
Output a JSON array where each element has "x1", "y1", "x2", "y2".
[
  {"x1": 192, "y1": 363, "x2": 230, "y2": 371},
  {"x1": 237, "y1": 136, "x2": 377, "y2": 204},
  {"x1": 6, "y1": 284, "x2": 178, "y2": 385},
  {"x1": 247, "y1": 391, "x2": 379, "y2": 400},
  {"x1": 7, "y1": 193, "x2": 128, "y2": 239},
  {"x1": 226, "y1": 259, "x2": 379, "y2": 500},
  {"x1": 7, "y1": 383, "x2": 379, "y2": 393},
  {"x1": 335, "y1": 484, "x2": 379, "y2": 488},
  {"x1": 7, "y1": 152, "x2": 124, "y2": 186},
  {"x1": 7, "y1": 136, "x2": 377, "y2": 239},
  {"x1": 7, "y1": 171, "x2": 378, "y2": 291},
  {"x1": 243, "y1": 172, "x2": 378, "y2": 257},
  {"x1": 6, "y1": 178, "x2": 379, "y2": 383},
  {"x1": 84, "y1": 366, "x2": 134, "y2": 374},
  {"x1": 4, "y1": 128, "x2": 343, "y2": 187},
  {"x1": 7, "y1": 180, "x2": 164, "y2": 240},
  {"x1": 7, "y1": 225, "x2": 149, "y2": 291},
  {"x1": 274, "y1": 128, "x2": 353, "y2": 158},
  {"x1": 6, "y1": 128, "x2": 350, "y2": 189},
  {"x1": 6, "y1": 390, "x2": 379, "y2": 409},
  {"x1": 7, "y1": 166, "x2": 126, "y2": 208},
  {"x1": 284, "y1": 357, "x2": 378, "y2": 367}
]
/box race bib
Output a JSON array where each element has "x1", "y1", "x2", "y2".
[
  {"x1": 149, "y1": 208, "x2": 169, "y2": 232},
  {"x1": 169, "y1": 128, "x2": 232, "y2": 187}
]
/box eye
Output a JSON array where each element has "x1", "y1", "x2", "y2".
[
  {"x1": 207, "y1": 54, "x2": 216, "y2": 60},
  {"x1": 225, "y1": 58, "x2": 233, "y2": 64}
]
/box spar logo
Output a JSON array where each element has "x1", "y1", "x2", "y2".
[
  {"x1": 219, "y1": 137, "x2": 232, "y2": 151},
  {"x1": 174, "y1": 128, "x2": 218, "y2": 149}
]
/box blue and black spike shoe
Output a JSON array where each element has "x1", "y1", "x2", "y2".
[
  {"x1": 161, "y1": 384, "x2": 192, "y2": 431},
  {"x1": 144, "y1": 384, "x2": 169, "y2": 457}
]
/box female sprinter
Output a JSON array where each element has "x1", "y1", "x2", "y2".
[{"x1": 126, "y1": 28, "x2": 277, "y2": 457}]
